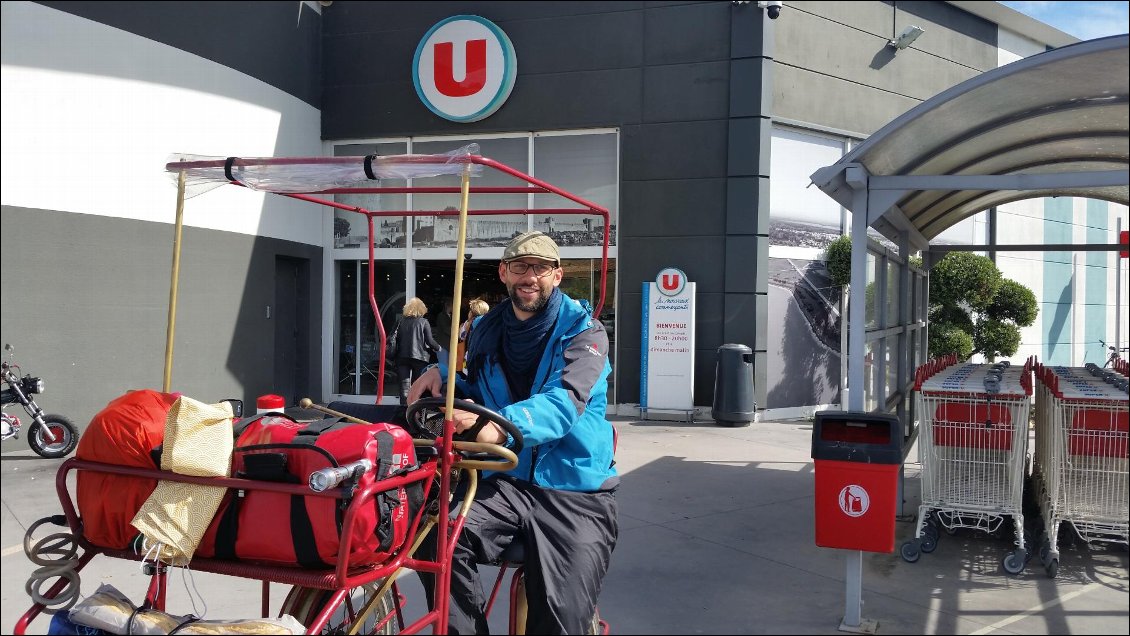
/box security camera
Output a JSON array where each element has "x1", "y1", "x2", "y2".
[{"x1": 757, "y1": 0, "x2": 783, "y2": 19}]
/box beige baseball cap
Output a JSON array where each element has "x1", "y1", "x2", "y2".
[{"x1": 502, "y1": 231, "x2": 560, "y2": 263}]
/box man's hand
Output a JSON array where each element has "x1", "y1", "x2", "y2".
[
  {"x1": 462, "y1": 419, "x2": 506, "y2": 445},
  {"x1": 407, "y1": 366, "x2": 442, "y2": 403},
  {"x1": 442, "y1": 402, "x2": 507, "y2": 445},
  {"x1": 407, "y1": 371, "x2": 506, "y2": 445}
]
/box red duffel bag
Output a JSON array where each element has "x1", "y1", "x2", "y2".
[
  {"x1": 196, "y1": 414, "x2": 423, "y2": 569},
  {"x1": 75, "y1": 390, "x2": 180, "y2": 549}
]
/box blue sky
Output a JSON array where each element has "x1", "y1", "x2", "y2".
[{"x1": 1000, "y1": 1, "x2": 1129, "y2": 40}]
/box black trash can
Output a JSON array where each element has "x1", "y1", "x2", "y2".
[{"x1": 712, "y1": 343, "x2": 756, "y2": 426}]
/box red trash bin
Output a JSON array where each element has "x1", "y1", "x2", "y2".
[{"x1": 811, "y1": 411, "x2": 903, "y2": 553}]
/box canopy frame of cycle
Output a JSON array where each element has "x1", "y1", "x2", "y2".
[{"x1": 164, "y1": 144, "x2": 610, "y2": 406}]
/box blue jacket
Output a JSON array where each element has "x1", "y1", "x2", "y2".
[{"x1": 435, "y1": 294, "x2": 618, "y2": 492}]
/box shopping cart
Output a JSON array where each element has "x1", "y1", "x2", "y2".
[
  {"x1": 901, "y1": 358, "x2": 1034, "y2": 574},
  {"x1": 1030, "y1": 363, "x2": 1129, "y2": 578}
]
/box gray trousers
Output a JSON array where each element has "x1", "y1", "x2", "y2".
[{"x1": 419, "y1": 475, "x2": 618, "y2": 635}]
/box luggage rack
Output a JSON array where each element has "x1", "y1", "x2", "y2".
[{"x1": 51, "y1": 459, "x2": 436, "y2": 590}]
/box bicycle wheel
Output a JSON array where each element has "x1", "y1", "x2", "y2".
[{"x1": 280, "y1": 582, "x2": 399, "y2": 634}]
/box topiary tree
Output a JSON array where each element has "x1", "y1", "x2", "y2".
[
  {"x1": 974, "y1": 318, "x2": 1022, "y2": 360},
  {"x1": 928, "y1": 253, "x2": 1035, "y2": 360},
  {"x1": 930, "y1": 251, "x2": 1001, "y2": 310},
  {"x1": 987, "y1": 279, "x2": 1038, "y2": 326},
  {"x1": 928, "y1": 323, "x2": 975, "y2": 359}
]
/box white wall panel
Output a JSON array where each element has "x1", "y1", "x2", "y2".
[
  {"x1": 997, "y1": 28, "x2": 1045, "y2": 67},
  {"x1": 996, "y1": 199, "x2": 1046, "y2": 365},
  {"x1": 1, "y1": 2, "x2": 324, "y2": 245}
]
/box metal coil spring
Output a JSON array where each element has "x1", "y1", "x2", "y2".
[{"x1": 23, "y1": 515, "x2": 81, "y2": 613}]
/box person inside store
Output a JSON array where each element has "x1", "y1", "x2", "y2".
[
  {"x1": 455, "y1": 297, "x2": 490, "y2": 372},
  {"x1": 393, "y1": 297, "x2": 442, "y2": 406},
  {"x1": 408, "y1": 230, "x2": 618, "y2": 635},
  {"x1": 433, "y1": 296, "x2": 455, "y2": 361}
]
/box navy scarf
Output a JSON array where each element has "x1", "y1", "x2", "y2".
[{"x1": 467, "y1": 288, "x2": 562, "y2": 397}]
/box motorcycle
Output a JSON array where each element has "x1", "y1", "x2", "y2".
[{"x1": 1, "y1": 344, "x2": 78, "y2": 458}]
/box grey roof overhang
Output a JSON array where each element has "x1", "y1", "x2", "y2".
[{"x1": 811, "y1": 35, "x2": 1129, "y2": 251}]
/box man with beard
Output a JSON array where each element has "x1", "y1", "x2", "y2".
[{"x1": 408, "y1": 231, "x2": 618, "y2": 635}]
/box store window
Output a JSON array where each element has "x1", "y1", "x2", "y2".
[
  {"x1": 331, "y1": 131, "x2": 619, "y2": 400},
  {"x1": 560, "y1": 258, "x2": 617, "y2": 366},
  {"x1": 412, "y1": 137, "x2": 529, "y2": 248},
  {"x1": 532, "y1": 132, "x2": 618, "y2": 246},
  {"x1": 336, "y1": 260, "x2": 407, "y2": 397},
  {"x1": 333, "y1": 142, "x2": 408, "y2": 248}
]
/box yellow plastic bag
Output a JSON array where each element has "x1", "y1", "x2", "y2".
[{"x1": 130, "y1": 396, "x2": 233, "y2": 565}]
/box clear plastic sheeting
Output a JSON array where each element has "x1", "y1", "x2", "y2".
[{"x1": 165, "y1": 144, "x2": 483, "y2": 198}]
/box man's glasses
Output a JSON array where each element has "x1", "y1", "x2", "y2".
[{"x1": 505, "y1": 261, "x2": 557, "y2": 277}]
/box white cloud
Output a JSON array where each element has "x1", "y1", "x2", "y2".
[{"x1": 1002, "y1": 1, "x2": 1130, "y2": 40}]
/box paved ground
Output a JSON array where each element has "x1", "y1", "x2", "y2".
[{"x1": 2, "y1": 415, "x2": 1127, "y2": 634}]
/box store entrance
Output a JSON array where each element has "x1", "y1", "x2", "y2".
[{"x1": 414, "y1": 260, "x2": 505, "y2": 338}]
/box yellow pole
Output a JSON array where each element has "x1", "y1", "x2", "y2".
[
  {"x1": 444, "y1": 168, "x2": 472, "y2": 421},
  {"x1": 163, "y1": 171, "x2": 186, "y2": 392}
]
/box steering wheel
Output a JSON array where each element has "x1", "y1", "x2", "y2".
[{"x1": 406, "y1": 397, "x2": 524, "y2": 454}]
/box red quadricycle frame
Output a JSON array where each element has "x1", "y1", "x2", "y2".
[{"x1": 14, "y1": 144, "x2": 611, "y2": 635}]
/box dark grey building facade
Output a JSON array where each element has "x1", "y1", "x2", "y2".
[{"x1": 2, "y1": 1, "x2": 1076, "y2": 439}]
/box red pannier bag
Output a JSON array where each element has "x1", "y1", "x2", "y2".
[
  {"x1": 75, "y1": 390, "x2": 180, "y2": 549},
  {"x1": 197, "y1": 415, "x2": 423, "y2": 569}
]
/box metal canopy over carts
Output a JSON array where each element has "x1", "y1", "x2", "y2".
[
  {"x1": 14, "y1": 146, "x2": 611, "y2": 635},
  {"x1": 810, "y1": 35, "x2": 1129, "y2": 633}
]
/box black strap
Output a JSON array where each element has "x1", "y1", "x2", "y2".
[
  {"x1": 233, "y1": 412, "x2": 272, "y2": 438},
  {"x1": 224, "y1": 156, "x2": 238, "y2": 182},
  {"x1": 293, "y1": 418, "x2": 355, "y2": 443},
  {"x1": 291, "y1": 493, "x2": 327, "y2": 568},
  {"x1": 168, "y1": 616, "x2": 202, "y2": 635},
  {"x1": 461, "y1": 415, "x2": 490, "y2": 444},
  {"x1": 235, "y1": 442, "x2": 339, "y2": 467},
  {"x1": 127, "y1": 604, "x2": 153, "y2": 635},
  {"x1": 213, "y1": 491, "x2": 241, "y2": 560},
  {"x1": 364, "y1": 154, "x2": 378, "y2": 180},
  {"x1": 376, "y1": 430, "x2": 394, "y2": 480},
  {"x1": 290, "y1": 419, "x2": 343, "y2": 567}
]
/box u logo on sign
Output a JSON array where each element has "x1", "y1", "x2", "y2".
[
  {"x1": 661, "y1": 273, "x2": 681, "y2": 292},
  {"x1": 433, "y1": 40, "x2": 487, "y2": 97},
  {"x1": 656, "y1": 268, "x2": 687, "y2": 296},
  {"x1": 413, "y1": 15, "x2": 517, "y2": 123}
]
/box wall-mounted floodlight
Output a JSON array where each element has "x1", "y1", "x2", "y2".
[{"x1": 888, "y1": 25, "x2": 924, "y2": 50}]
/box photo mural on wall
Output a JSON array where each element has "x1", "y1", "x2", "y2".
[
  {"x1": 766, "y1": 256, "x2": 842, "y2": 409},
  {"x1": 767, "y1": 126, "x2": 848, "y2": 410}
]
